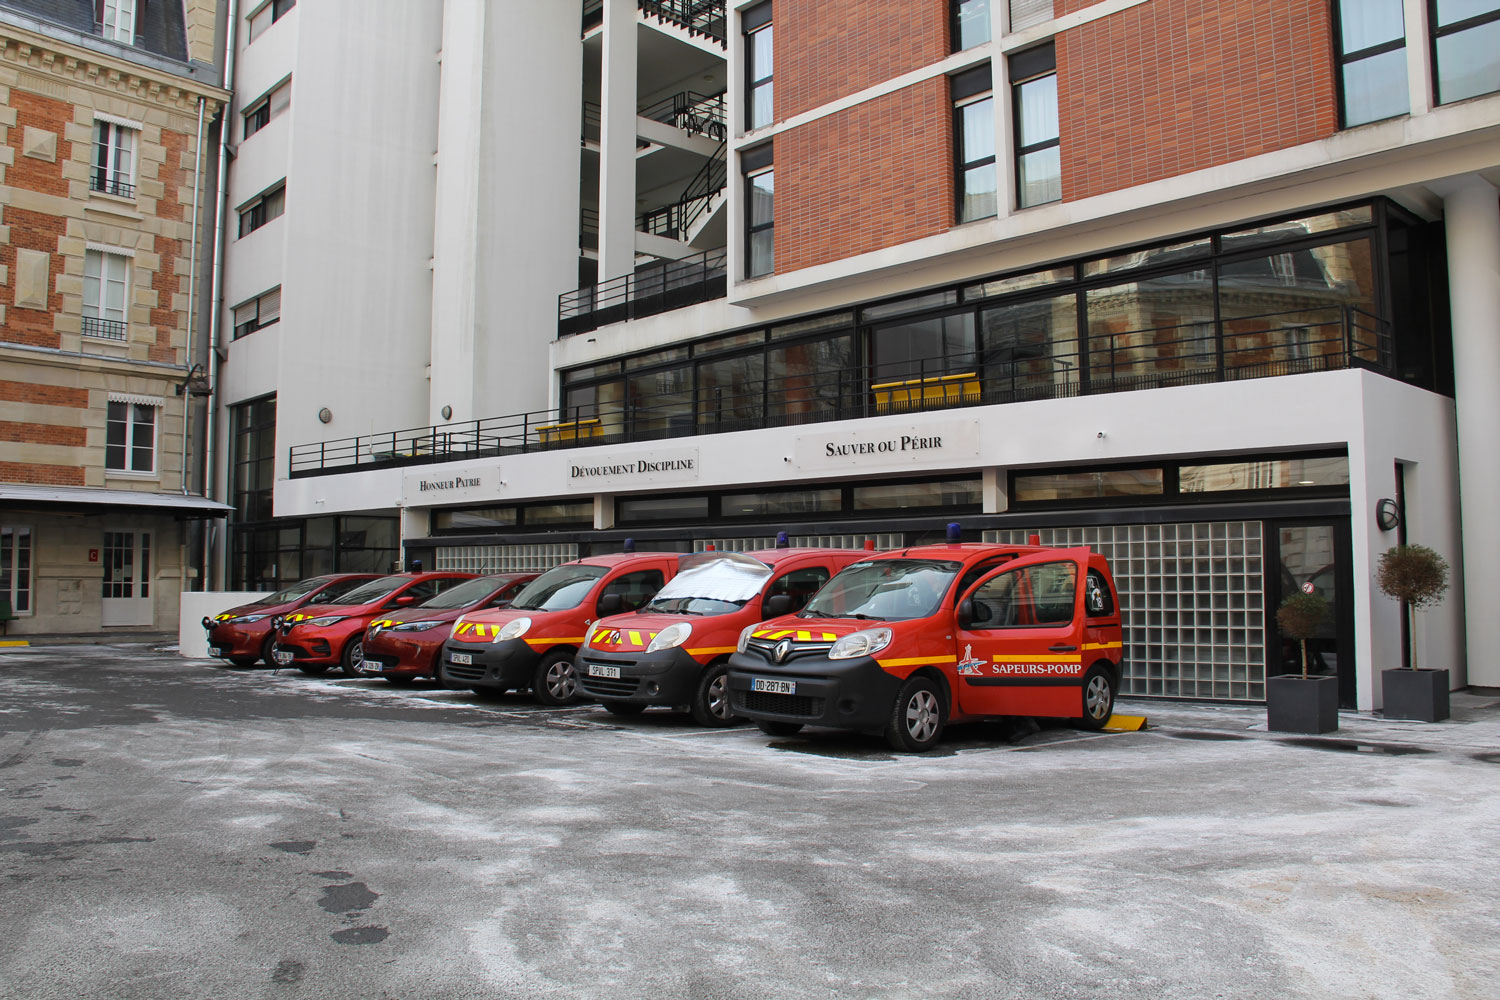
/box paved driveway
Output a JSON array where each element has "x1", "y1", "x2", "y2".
[{"x1": 2, "y1": 643, "x2": 1498, "y2": 999}]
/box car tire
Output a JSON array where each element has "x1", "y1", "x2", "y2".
[
  {"x1": 884, "y1": 674, "x2": 946, "y2": 752},
  {"x1": 690, "y1": 663, "x2": 737, "y2": 727},
  {"x1": 259, "y1": 633, "x2": 277, "y2": 667},
  {"x1": 339, "y1": 638, "x2": 365, "y2": 677},
  {"x1": 228, "y1": 656, "x2": 258, "y2": 668},
  {"x1": 1077, "y1": 664, "x2": 1116, "y2": 731},
  {"x1": 532, "y1": 649, "x2": 581, "y2": 706},
  {"x1": 600, "y1": 700, "x2": 646, "y2": 717},
  {"x1": 756, "y1": 720, "x2": 803, "y2": 737},
  {"x1": 298, "y1": 664, "x2": 328, "y2": 676}
]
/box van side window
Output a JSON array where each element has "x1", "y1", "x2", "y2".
[
  {"x1": 766, "y1": 566, "x2": 830, "y2": 612},
  {"x1": 601, "y1": 569, "x2": 666, "y2": 611},
  {"x1": 969, "y1": 561, "x2": 1078, "y2": 628},
  {"x1": 955, "y1": 556, "x2": 1013, "y2": 602},
  {"x1": 1085, "y1": 569, "x2": 1114, "y2": 616}
]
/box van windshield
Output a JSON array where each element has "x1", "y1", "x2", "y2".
[
  {"x1": 508, "y1": 565, "x2": 608, "y2": 611},
  {"x1": 643, "y1": 552, "x2": 771, "y2": 615},
  {"x1": 800, "y1": 559, "x2": 961, "y2": 621}
]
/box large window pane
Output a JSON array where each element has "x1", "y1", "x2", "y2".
[
  {"x1": 1013, "y1": 469, "x2": 1164, "y2": 502},
  {"x1": 1016, "y1": 74, "x2": 1058, "y2": 147},
  {"x1": 1436, "y1": 0, "x2": 1500, "y2": 27},
  {"x1": 1340, "y1": 0, "x2": 1405, "y2": 51},
  {"x1": 1086, "y1": 270, "x2": 1215, "y2": 389},
  {"x1": 1180, "y1": 457, "x2": 1350, "y2": 493},
  {"x1": 872, "y1": 313, "x2": 977, "y2": 383},
  {"x1": 980, "y1": 292, "x2": 1079, "y2": 401},
  {"x1": 697, "y1": 353, "x2": 765, "y2": 431},
  {"x1": 852, "y1": 479, "x2": 982, "y2": 510},
  {"x1": 1018, "y1": 146, "x2": 1061, "y2": 207},
  {"x1": 1436, "y1": 18, "x2": 1500, "y2": 103},
  {"x1": 723, "y1": 488, "x2": 841, "y2": 516},
  {"x1": 955, "y1": 0, "x2": 991, "y2": 50},
  {"x1": 628, "y1": 365, "x2": 694, "y2": 437},
  {"x1": 767, "y1": 336, "x2": 852, "y2": 424},
  {"x1": 1342, "y1": 46, "x2": 1410, "y2": 124}
]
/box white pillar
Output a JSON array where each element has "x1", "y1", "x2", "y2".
[
  {"x1": 1441, "y1": 177, "x2": 1500, "y2": 688},
  {"x1": 598, "y1": 0, "x2": 639, "y2": 281}
]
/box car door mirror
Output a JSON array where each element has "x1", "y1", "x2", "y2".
[
  {"x1": 392, "y1": 594, "x2": 417, "y2": 607},
  {"x1": 763, "y1": 594, "x2": 795, "y2": 619},
  {"x1": 596, "y1": 592, "x2": 624, "y2": 617},
  {"x1": 957, "y1": 598, "x2": 975, "y2": 629}
]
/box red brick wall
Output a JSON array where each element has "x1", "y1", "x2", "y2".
[
  {"x1": 0, "y1": 421, "x2": 87, "y2": 447},
  {"x1": 776, "y1": 79, "x2": 953, "y2": 273},
  {"x1": 776, "y1": 0, "x2": 950, "y2": 120},
  {"x1": 0, "y1": 381, "x2": 89, "y2": 408},
  {"x1": 0, "y1": 208, "x2": 68, "y2": 350},
  {"x1": 5, "y1": 91, "x2": 73, "y2": 198},
  {"x1": 1057, "y1": 0, "x2": 1338, "y2": 200},
  {"x1": 0, "y1": 462, "x2": 85, "y2": 486}
]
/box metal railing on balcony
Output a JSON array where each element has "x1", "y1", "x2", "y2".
[
  {"x1": 90, "y1": 173, "x2": 135, "y2": 199},
  {"x1": 640, "y1": 0, "x2": 726, "y2": 44},
  {"x1": 639, "y1": 90, "x2": 726, "y2": 141},
  {"x1": 81, "y1": 315, "x2": 128, "y2": 341},
  {"x1": 639, "y1": 142, "x2": 726, "y2": 240},
  {"x1": 292, "y1": 306, "x2": 1393, "y2": 477},
  {"x1": 558, "y1": 248, "x2": 727, "y2": 337}
]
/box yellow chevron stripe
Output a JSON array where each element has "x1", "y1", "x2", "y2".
[
  {"x1": 1083, "y1": 642, "x2": 1123, "y2": 650},
  {"x1": 686, "y1": 645, "x2": 738, "y2": 657},
  {"x1": 523, "y1": 636, "x2": 587, "y2": 646},
  {"x1": 877, "y1": 655, "x2": 959, "y2": 667}
]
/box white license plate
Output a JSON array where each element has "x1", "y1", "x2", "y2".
[
  {"x1": 751, "y1": 677, "x2": 796, "y2": 695},
  {"x1": 207, "y1": 647, "x2": 222, "y2": 657},
  {"x1": 273, "y1": 650, "x2": 293, "y2": 665},
  {"x1": 588, "y1": 664, "x2": 621, "y2": 679},
  {"x1": 450, "y1": 652, "x2": 473, "y2": 665}
]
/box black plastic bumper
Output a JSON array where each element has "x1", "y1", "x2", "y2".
[
  {"x1": 574, "y1": 646, "x2": 702, "y2": 704},
  {"x1": 725, "y1": 652, "x2": 901, "y2": 731},
  {"x1": 438, "y1": 638, "x2": 539, "y2": 689}
]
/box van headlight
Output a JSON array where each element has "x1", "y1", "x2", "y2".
[
  {"x1": 497, "y1": 617, "x2": 532, "y2": 641},
  {"x1": 828, "y1": 628, "x2": 893, "y2": 660},
  {"x1": 735, "y1": 623, "x2": 758, "y2": 653},
  {"x1": 645, "y1": 622, "x2": 691, "y2": 652}
]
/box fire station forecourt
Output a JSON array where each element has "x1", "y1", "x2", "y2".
[{"x1": 3, "y1": 642, "x2": 1500, "y2": 999}]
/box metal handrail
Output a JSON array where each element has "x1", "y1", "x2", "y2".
[
  {"x1": 90, "y1": 174, "x2": 135, "y2": 199},
  {"x1": 639, "y1": 0, "x2": 726, "y2": 44},
  {"x1": 81, "y1": 315, "x2": 128, "y2": 341},
  {"x1": 639, "y1": 142, "x2": 726, "y2": 240},
  {"x1": 558, "y1": 248, "x2": 727, "y2": 336},
  {"x1": 293, "y1": 305, "x2": 1394, "y2": 477},
  {"x1": 638, "y1": 90, "x2": 727, "y2": 141}
]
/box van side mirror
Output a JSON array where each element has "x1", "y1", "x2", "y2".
[
  {"x1": 957, "y1": 598, "x2": 975, "y2": 629},
  {"x1": 596, "y1": 592, "x2": 624, "y2": 616},
  {"x1": 763, "y1": 594, "x2": 794, "y2": 619}
]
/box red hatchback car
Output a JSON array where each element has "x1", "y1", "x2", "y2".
[
  {"x1": 203, "y1": 573, "x2": 380, "y2": 667},
  {"x1": 359, "y1": 573, "x2": 535, "y2": 685},
  {"x1": 271, "y1": 572, "x2": 476, "y2": 676}
]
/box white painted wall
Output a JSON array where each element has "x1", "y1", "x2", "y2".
[{"x1": 178, "y1": 591, "x2": 263, "y2": 658}]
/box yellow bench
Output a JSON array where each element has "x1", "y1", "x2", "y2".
[
  {"x1": 535, "y1": 417, "x2": 604, "y2": 444},
  {"x1": 872, "y1": 372, "x2": 981, "y2": 412}
]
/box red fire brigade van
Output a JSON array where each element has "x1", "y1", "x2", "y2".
[
  {"x1": 438, "y1": 551, "x2": 680, "y2": 705},
  {"x1": 726, "y1": 539, "x2": 1124, "y2": 752},
  {"x1": 575, "y1": 547, "x2": 867, "y2": 725},
  {"x1": 202, "y1": 573, "x2": 379, "y2": 666},
  {"x1": 271, "y1": 572, "x2": 476, "y2": 676},
  {"x1": 359, "y1": 573, "x2": 535, "y2": 684}
]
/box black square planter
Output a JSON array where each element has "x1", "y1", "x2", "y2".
[
  {"x1": 1381, "y1": 668, "x2": 1450, "y2": 722},
  {"x1": 1267, "y1": 674, "x2": 1339, "y2": 734}
]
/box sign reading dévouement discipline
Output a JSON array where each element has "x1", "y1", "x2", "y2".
[
  {"x1": 566, "y1": 446, "x2": 700, "y2": 490},
  {"x1": 794, "y1": 420, "x2": 981, "y2": 471}
]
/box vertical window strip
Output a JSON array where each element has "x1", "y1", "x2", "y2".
[
  {"x1": 1431, "y1": 0, "x2": 1500, "y2": 104},
  {"x1": 1335, "y1": 0, "x2": 1410, "y2": 126},
  {"x1": 1, "y1": 526, "x2": 32, "y2": 614},
  {"x1": 1010, "y1": 43, "x2": 1059, "y2": 208}
]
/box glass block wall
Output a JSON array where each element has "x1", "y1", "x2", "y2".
[
  {"x1": 434, "y1": 543, "x2": 580, "y2": 574},
  {"x1": 986, "y1": 522, "x2": 1266, "y2": 701},
  {"x1": 694, "y1": 533, "x2": 905, "y2": 552}
]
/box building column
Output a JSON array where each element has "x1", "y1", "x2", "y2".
[
  {"x1": 1441, "y1": 177, "x2": 1500, "y2": 689},
  {"x1": 598, "y1": 0, "x2": 639, "y2": 281}
]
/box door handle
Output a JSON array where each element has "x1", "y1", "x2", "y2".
[{"x1": 1049, "y1": 644, "x2": 1078, "y2": 652}]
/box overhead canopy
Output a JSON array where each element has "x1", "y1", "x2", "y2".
[{"x1": 0, "y1": 484, "x2": 233, "y2": 519}]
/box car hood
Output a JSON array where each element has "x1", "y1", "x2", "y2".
[
  {"x1": 447, "y1": 606, "x2": 581, "y2": 644},
  {"x1": 747, "y1": 617, "x2": 898, "y2": 643},
  {"x1": 280, "y1": 602, "x2": 379, "y2": 624},
  {"x1": 209, "y1": 600, "x2": 296, "y2": 621},
  {"x1": 586, "y1": 609, "x2": 750, "y2": 652},
  {"x1": 366, "y1": 606, "x2": 470, "y2": 630}
]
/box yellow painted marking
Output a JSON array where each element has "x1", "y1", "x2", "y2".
[
  {"x1": 629, "y1": 631, "x2": 643, "y2": 646},
  {"x1": 1102, "y1": 714, "x2": 1148, "y2": 732},
  {"x1": 370, "y1": 619, "x2": 396, "y2": 629},
  {"x1": 876, "y1": 655, "x2": 959, "y2": 668},
  {"x1": 216, "y1": 613, "x2": 234, "y2": 621},
  {"x1": 992, "y1": 655, "x2": 1081, "y2": 664},
  {"x1": 0, "y1": 640, "x2": 29, "y2": 647},
  {"x1": 523, "y1": 636, "x2": 587, "y2": 646},
  {"x1": 686, "y1": 646, "x2": 738, "y2": 657},
  {"x1": 1083, "y1": 642, "x2": 1123, "y2": 651},
  {"x1": 821, "y1": 632, "x2": 836, "y2": 641},
  {"x1": 766, "y1": 630, "x2": 794, "y2": 639}
]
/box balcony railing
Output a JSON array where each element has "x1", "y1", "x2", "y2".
[
  {"x1": 639, "y1": 90, "x2": 726, "y2": 141},
  {"x1": 582, "y1": 0, "x2": 725, "y2": 44},
  {"x1": 90, "y1": 173, "x2": 135, "y2": 199},
  {"x1": 558, "y1": 248, "x2": 726, "y2": 337},
  {"x1": 291, "y1": 306, "x2": 1393, "y2": 477},
  {"x1": 81, "y1": 315, "x2": 128, "y2": 341}
]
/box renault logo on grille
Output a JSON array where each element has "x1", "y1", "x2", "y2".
[{"x1": 773, "y1": 639, "x2": 793, "y2": 663}]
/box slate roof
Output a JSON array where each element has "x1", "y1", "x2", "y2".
[{"x1": 1, "y1": 0, "x2": 189, "y2": 63}]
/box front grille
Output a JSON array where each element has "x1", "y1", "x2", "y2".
[
  {"x1": 744, "y1": 637, "x2": 835, "y2": 663},
  {"x1": 580, "y1": 675, "x2": 640, "y2": 697},
  {"x1": 445, "y1": 660, "x2": 487, "y2": 682},
  {"x1": 737, "y1": 690, "x2": 825, "y2": 718}
]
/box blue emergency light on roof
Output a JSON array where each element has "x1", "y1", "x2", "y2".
[
  {"x1": 776, "y1": 531, "x2": 789, "y2": 548},
  {"x1": 947, "y1": 522, "x2": 962, "y2": 543},
  {"x1": 623, "y1": 538, "x2": 635, "y2": 553}
]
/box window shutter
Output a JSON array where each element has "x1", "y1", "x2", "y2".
[{"x1": 1009, "y1": 0, "x2": 1052, "y2": 32}]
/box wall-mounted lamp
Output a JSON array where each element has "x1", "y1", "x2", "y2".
[
  {"x1": 317, "y1": 407, "x2": 333, "y2": 424},
  {"x1": 440, "y1": 405, "x2": 453, "y2": 421},
  {"x1": 1376, "y1": 498, "x2": 1402, "y2": 532}
]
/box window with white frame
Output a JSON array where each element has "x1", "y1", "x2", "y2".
[
  {"x1": 92, "y1": 118, "x2": 137, "y2": 198},
  {"x1": 101, "y1": 0, "x2": 136, "y2": 43},
  {"x1": 248, "y1": 0, "x2": 297, "y2": 43},
  {"x1": 83, "y1": 249, "x2": 130, "y2": 341},
  {"x1": 243, "y1": 78, "x2": 291, "y2": 140},
  {"x1": 238, "y1": 183, "x2": 286, "y2": 237},
  {"x1": 233, "y1": 287, "x2": 281, "y2": 339},
  {"x1": 0, "y1": 526, "x2": 32, "y2": 616},
  {"x1": 106, "y1": 397, "x2": 159, "y2": 474}
]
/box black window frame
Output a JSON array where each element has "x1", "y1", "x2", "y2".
[
  {"x1": 951, "y1": 0, "x2": 991, "y2": 53},
  {"x1": 232, "y1": 287, "x2": 281, "y2": 340},
  {"x1": 1428, "y1": 0, "x2": 1500, "y2": 105},
  {"x1": 744, "y1": 2, "x2": 774, "y2": 131},
  {"x1": 1332, "y1": 0, "x2": 1410, "y2": 127},
  {"x1": 1010, "y1": 41, "x2": 1060, "y2": 209},
  {"x1": 238, "y1": 182, "x2": 285, "y2": 238},
  {"x1": 952, "y1": 66, "x2": 997, "y2": 224},
  {"x1": 230, "y1": 394, "x2": 277, "y2": 522},
  {"x1": 743, "y1": 142, "x2": 775, "y2": 278}
]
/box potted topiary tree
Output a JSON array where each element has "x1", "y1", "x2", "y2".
[
  {"x1": 1267, "y1": 592, "x2": 1336, "y2": 733},
  {"x1": 1376, "y1": 544, "x2": 1451, "y2": 722}
]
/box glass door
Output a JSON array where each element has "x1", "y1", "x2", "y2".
[
  {"x1": 101, "y1": 530, "x2": 153, "y2": 626},
  {"x1": 1267, "y1": 521, "x2": 1354, "y2": 707}
]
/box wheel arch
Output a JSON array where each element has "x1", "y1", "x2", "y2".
[{"x1": 909, "y1": 664, "x2": 952, "y2": 709}]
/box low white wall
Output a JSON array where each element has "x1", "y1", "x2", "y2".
[{"x1": 178, "y1": 592, "x2": 263, "y2": 659}]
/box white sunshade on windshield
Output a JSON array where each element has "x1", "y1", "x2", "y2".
[{"x1": 653, "y1": 553, "x2": 772, "y2": 603}]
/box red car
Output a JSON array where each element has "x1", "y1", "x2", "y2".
[
  {"x1": 271, "y1": 572, "x2": 476, "y2": 676},
  {"x1": 359, "y1": 573, "x2": 536, "y2": 685},
  {"x1": 202, "y1": 573, "x2": 380, "y2": 667}
]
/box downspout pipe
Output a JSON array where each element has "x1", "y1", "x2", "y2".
[
  {"x1": 181, "y1": 94, "x2": 205, "y2": 496},
  {"x1": 203, "y1": 0, "x2": 240, "y2": 591}
]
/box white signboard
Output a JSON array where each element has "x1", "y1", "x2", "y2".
[
  {"x1": 795, "y1": 419, "x2": 981, "y2": 472},
  {"x1": 402, "y1": 463, "x2": 501, "y2": 506},
  {"x1": 566, "y1": 446, "x2": 700, "y2": 490}
]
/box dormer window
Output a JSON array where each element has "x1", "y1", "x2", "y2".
[{"x1": 100, "y1": 0, "x2": 136, "y2": 43}]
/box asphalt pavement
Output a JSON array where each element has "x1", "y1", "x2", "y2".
[{"x1": 2, "y1": 643, "x2": 1498, "y2": 999}]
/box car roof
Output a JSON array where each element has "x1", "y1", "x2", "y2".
[
  {"x1": 743, "y1": 547, "x2": 870, "y2": 566},
  {"x1": 572, "y1": 552, "x2": 682, "y2": 568},
  {"x1": 866, "y1": 543, "x2": 1081, "y2": 564}
]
